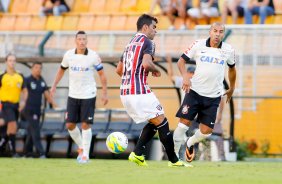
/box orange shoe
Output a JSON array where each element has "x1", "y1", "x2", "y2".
[
  {"x1": 185, "y1": 145, "x2": 195, "y2": 162},
  {"x1": 77, "y1": 148, "x2": 83, "y2": 162}
]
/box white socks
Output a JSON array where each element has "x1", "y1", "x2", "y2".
[
  {"x1": 82, "y1": 128, "x2": 92, "y2": 158},
  {"x1": 68, "y1": 126, "x2": 83, "y2": 149},
  {"x1": 187, "y1": 129, "x2": 211, "y2": 148},
  {"x1": 173, "y1": 123, "x2": 189, "y2": 158}
]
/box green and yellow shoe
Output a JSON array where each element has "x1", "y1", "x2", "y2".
[
  {"x1": 168, "y1": 160, "x2": 194, "y2": 168},
  {"x1": 128, "y1": 152, "x2": 148, "y2": 166}
]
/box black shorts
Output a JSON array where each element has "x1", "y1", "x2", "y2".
[
  {"x1": 176, "y1": 90, "x2": 221, "y2": 129},
  {"x1": 1, "y1": 102, "x2": 19, "y2": 123},
  {"x1": 66, "y1": 97, "x2": 96, "y2": 124}
]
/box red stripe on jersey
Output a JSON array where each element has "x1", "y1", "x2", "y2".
[
  {"x1": 122, "y1": 35, "x2": 140, "y2": 95},
  {"x1": 130, "y1": 37, "x2": 144, "y2": 94}
]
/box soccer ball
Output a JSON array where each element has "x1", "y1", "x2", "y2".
[{"x1": 106, "y1": 132, "x2": 128, "y2": 154}]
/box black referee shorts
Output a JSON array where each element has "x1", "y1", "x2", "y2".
[
  {"x1": 176, "y1": 90, "x2": 221, "y2": 129},
  {"x1": 2, "y1": 102, "x2": 19, "y2": 123},
  {"x1": 66, "y1": 97, "x2": 96, "y2": 124}
]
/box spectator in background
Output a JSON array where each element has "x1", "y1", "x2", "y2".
[
  {"x1": 167, "y1": 0, "x2": 192, "y2": 30},
  {"x1": 23, "y1": 62, "x2": 57, "y2": 158},
  {"x1": 40, "y1": 0, "x2": 70, "y2": 16},
  {"x1": 188, "y1": 0, "x2": 219, "y2": 24},
  {"x1": 244, "y1": 0, "x2": 275, "y2": 24},
  {"x1": 0, "y1": 54, "x2": 28, "y2": 157},
  {"x1": 150, "y1": 0, "x2": 192, "y2": 30},
  {"x1": 221, "y1": 0, "x2": 247, "y2": 24}
]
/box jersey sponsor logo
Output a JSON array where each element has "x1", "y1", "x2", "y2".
[
  {"x1": 182, "y1": 105, "x2": 189, "y2": 114},
  {"x1": 70, "y1": 66, "x2": 90, "y2": 72},
  {"x1": 200, "y1": 56, "x2": 224, "y2": 65}
]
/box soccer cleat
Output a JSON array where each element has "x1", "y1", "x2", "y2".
[
  {"x1": 185, "y1": 145, "x2": 195, "y2": 162},
  {"x1": 76, "y1": 148, "x2": 83, "y2": 162},
  {"x1": 78, "y1": 156, "x2": 89, "y2": 164},
  {"x1": 128, "y1": 152, "x2": 148, "y2": 166},
  {"x1": 168, "y1": 160, "x2": 194, "y2": 168}
]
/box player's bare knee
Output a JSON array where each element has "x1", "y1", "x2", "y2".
[
  {"x1": 81, "y1": 122, "x2": 91, "y2": 130},
  {"x1": 149, "y1": 114, "x2": 165, "y2": 126},
  {"x1": 180, "y1": 118, "x2": 191, "y2": 126},
  {"x1": 199, "y1": 124, "x2": 213, "y2": 135},
  {"x1": 66, "y1": 122, "x2": 76, "y2": 130}
]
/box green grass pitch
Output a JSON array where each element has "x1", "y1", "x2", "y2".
[{"x1": 0, "y1": 158, "x2": 281, "y2": 184}]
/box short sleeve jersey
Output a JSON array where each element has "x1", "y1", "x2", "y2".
[
  {"x1": 25, "y1": 75, "x2": 48, "y2": 114},
  {"x1": 120, "y1": 33, "x2": 155, "y2": 95},
  {"x1": 181, "y1": 38, "x2": 235, "y2": 97},
  {"x1": 61, "y1": 48, "x2": 102, "y2": 99},
  {"x1": 0, "y1": 71, "x2": 26, "y2": 103}
]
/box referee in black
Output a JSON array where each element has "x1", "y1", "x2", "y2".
[{"x1": 24, "y1": 62, "x2": 56, "y2": 158}]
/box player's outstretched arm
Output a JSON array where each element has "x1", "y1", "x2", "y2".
[
  {"x1": 50, "y1": 67, "x2": 65, "y2": 98},
  {"x1": 97, "y1": 69, "x2": 109, "y2": 105},
  {"x1": 177, "y1": 57, "x2": 191, "y2": 92},
  {"x1": 225, "y1": 66, "x2": 236, "y2": 103}
]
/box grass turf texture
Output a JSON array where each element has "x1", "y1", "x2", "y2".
[{"x1": 0, "y1": 158, "x2": 281, "y2": 184}]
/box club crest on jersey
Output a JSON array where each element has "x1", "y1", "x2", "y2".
[
  {"x1": 156, "y1": 104, "x2": 162, "y2": 111},
  {"x1": 182, "y1": 105, "x2": 189, "y2": 114},
  {"x1": 200, "y1": 56, "x2": 224, "y2": 65}
]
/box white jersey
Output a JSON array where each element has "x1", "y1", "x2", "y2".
[
  {"x1": 61, "y1": 48, "x2": 102, "y2": 99},
  {"x1": 182, "y1": 38, "x2": 235, "y2": 98}
]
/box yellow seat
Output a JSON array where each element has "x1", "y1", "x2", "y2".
[
  {"x1": 124, "y1": 15, "x2": 139, "y2": 31},
  {"x1": 109, "y1": 15, "x2": 127, "y2": 30},
  {"x1": 89, "y1": 0, "x2": 106, "y2": 14},
  {"x1": 135, "y1": 0, "x2": 151, "y2": 13},
  {"x1": 0, "y1": 15, "x2": 16, "y2": 30},
  {"x1": 120, "y1": 0, "x2": 137, "y2": 13},
  {"x1": 77, "y1": 15, "x2": 95, "y2": 30},
  {"x1": 105, "y1": 0, "x2": 122, "y2": 14},
  {"x1": 14, "y1": 15, "x2": 32, "y2": 31},
  {"x1": 29, "y1": 16, "x2": 47, "y2": 30},
  {"x1": 274, "y1": 15, "x2": 282, "y2": 24},
  {"x1": 61, "y1": 15, "x2": 79, "y2": 30},
  {"x1": 10, "y1": 0, "x2": 29, "y2": 13},
  {"x1": 156, "y1": 15, "x2": 171, "y2": 30},
  {"x1": 26, "y1": 0, "x2": 42, "y2": 15},
  {"x1": 46, "y1": 16, "x2": 63, "y2": 30},
  {"x1": 92, "y1": 15, "x2": 110, "y2": 30},
  {"x1": 73, "y1": 0, "x2": 91, "y2": 12}
]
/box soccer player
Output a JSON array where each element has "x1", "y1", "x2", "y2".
[
  {"x1": 0, "y1": 54, "x2": 28, "y2": 157},
  {"x1": 23, "y1": 62, "x2": 57, "y2": 158},
  {"x1": 173, "y1": 22, "x2": 236, "y2": 162},
  {"x1": 116, "y1": 14, "x2": 192, "y2": 167},
  {"x1": 50, "y1": 31, "x2": 108, "y2": 163}
]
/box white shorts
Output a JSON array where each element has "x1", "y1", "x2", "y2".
[{"x1": 120, "y1": 93, "x2": 165, "y2": 124}]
